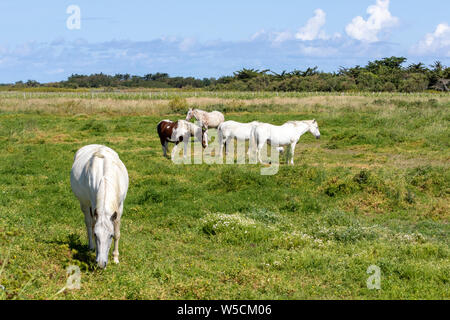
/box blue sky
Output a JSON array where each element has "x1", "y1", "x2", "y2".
[{"x1": 0, "y1": 0, "x2": 449, "y2": 83}]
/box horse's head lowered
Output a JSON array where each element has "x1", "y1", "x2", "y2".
[
  {"x1": 309, "y1": 119, "x2": 321, "y2": 139},
  {"x1": 200, "y1": 122, "x2": 208, "y2": 148},
  {"x1": 186, "y1": 108, "x2": 195, "y2": 121},
  {"x1": 92, "y1": 207, "x2": 117, "y2": 269}
]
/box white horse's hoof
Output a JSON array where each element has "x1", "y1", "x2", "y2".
[{"x1": 114, "y1": 257, "x2": 119, "y2": 264}]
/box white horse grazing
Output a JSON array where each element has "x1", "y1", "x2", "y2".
[
  {"x1": 217, "y1": 120, "x2": 260, "y2": 156},
  {"x1": 70, "y1": 144, "x2": 129, "y2": 269},
  {"x1": 186, "y1": 108, "x2": 225, "y2": 129},
  {"x1": 250, "y1": 120, "x2": 321, "y2": 165},
  {"x1": 157, "y1": 119, "x2": 208, "y2": 158}
]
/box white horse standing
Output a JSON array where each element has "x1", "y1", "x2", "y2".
[
  {"x1": 250, "y1": 120, "x2": 321, "y2": 165},
  {"x1": 217, "y1": 120, "x2": 260, "y2": 156},
  {"x1": 186, "y1": 108, "x2": 225, "y2": 129},
  {"x1": 70, "y1": 144, "x2": 129, "y2": 269}
]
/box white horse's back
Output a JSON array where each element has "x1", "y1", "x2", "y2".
[
  {"x1": 253, "y1": 122, "x2": 299, "y2": 146},
  {"x1": 71, "y1": 145, "x2": 128, "y2": 206},
  {"x1": 219, "y1": 120, "x2": 259, "y2": 139},
  {"x1": 186, "y1": 108, "x2": 225, "y2": 129},
  {"x1": 218, "y1": 120, "x2": 259, "y2": 155}
]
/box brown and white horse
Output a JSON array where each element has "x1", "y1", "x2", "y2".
[
  {"x1": 185, "y1": 108, "x2": 225, "y2": 129},
  {"x1": 157, "y1": 119, "x2": 208, "y2": 158}
]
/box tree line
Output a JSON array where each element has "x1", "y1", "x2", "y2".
[{"x1": 5, "y1": 57, "x2": 450, "y2": 92}]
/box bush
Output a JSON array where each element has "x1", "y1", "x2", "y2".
[
  {"x1": 399, "y1": 73, "x2": 429, "y2": 92},
  {"x1": 168, "y1": 97, "x2": 188, "y2": 114},
  {"x1": 382, "y1": 81, "x2": 396, "y2": 92},
  {"x1": 323, "y1": 176, "x2": 358, "y2": 197}
]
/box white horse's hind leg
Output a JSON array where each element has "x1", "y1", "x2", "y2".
[
  {"x1": 289, "y1": 142, "x2": 297, "y2": 165},
  {"x1": 225, "y1": 137, "x2": 232, "y2": 155},
  {"x1": 257, "y1": 142, "x2": 264, "y2": 164},
  {"x1": 218, "y1": 134, "x2": 223, "y2": 156},
  {"x1": 285, "y1": 147, "x2": 289, "y2": 164}
]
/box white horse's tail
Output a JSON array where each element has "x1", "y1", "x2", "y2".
[
  {"x1": 217, "y1": 122, "x2": 224, "y2": 145},
  {"x1": 92, "y1": 150, "x2": 120, "y2": 215},
  {"x1": 217, "y1": 122, "x2": 226, "y2": 155}
]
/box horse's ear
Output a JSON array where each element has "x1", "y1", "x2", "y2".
[
  {"x1": 313, "y1": 119, "x2": 316, "y2": 123},
  {"x1": 111, "y1": 212, "x2": 117, "y2": 222}
]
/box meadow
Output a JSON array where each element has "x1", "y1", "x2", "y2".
[{"x1": 0, "y1": 92, "x2": 448, "y2": 299}]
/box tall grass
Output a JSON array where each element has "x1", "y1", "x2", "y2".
[{"x1": 1, "y1": 90, "x2": 449, "y2": 101}]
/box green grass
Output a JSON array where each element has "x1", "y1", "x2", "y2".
[{"x1": 0, "y1": 93, "x2": 449, "y2": 300}]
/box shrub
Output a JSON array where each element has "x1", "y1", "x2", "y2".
[
  {"x1": 168, "y1": 97, "x2": 188, "y2": 114},
  {"x1": 399, "y1": 73, "x2": 429, "y2": 92},
  {"x1": 323, "y1": 176, "x2": 358, "y2": 197}
]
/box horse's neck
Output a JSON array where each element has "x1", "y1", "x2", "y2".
[
  {"x1": 293, "y1": 122, "x2": 310, "y2": 136},
  {"x1": 194, "y1": 109, "x2": 204, "y2": 120}
]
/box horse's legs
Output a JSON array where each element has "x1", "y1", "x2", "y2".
[
  {"x1": 218, "y1": 132, "x2": 224, "y2": 156},
  {"x1": 171, "y1": 142, "x2": 179, "y2": 159},
  {"x1": 165, "y1": 141, "x2": 170, "y2": 157},
  {"x1": 257, "y1": 141, "x2": 264, "y2": 164},
  {"x1": 285, "y1": 147, "x2": 290, "y2": 164},
  {"x1": 160, "y1": 138, "x2": 167, "y2": 157},
  {"x1": 112, "y1": 204, "x2": 122, "y2": 264},
  {"x1": 81, "y1": 203, "x2": 95, "y2": 251},
  {"x1": 183, "y1": 140, "x2": 188, "y2": 158},
  {"x1": 225, "y1": 137, "x2": 232, "y2": 155},
  {"x1": 289, "y1": 142, "x2": 297, "y2": 165},
  {"x1": 161, "y1": 140, "x2": 169, "y2": 157}
]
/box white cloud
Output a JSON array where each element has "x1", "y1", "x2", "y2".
[
  {"x1": 273, "y1": 31, "x2": 293, "y2": 43},
  {"x1": 179, "y1": 37, "x2": 196, "y2": 51},
  {"x1": 250, "y1": 29, "x2": 267, "y2": 41},
  {"x1": 251, "y1": 9, "x2": 340, "y2": 45},
  {"x1": 295, "y1": 9, "x2": 328, "y2": 41},
  {"x1": 412, "y1": 23, "x2": 450, "y2": 56},
  {"x1": 0, "y1": 35, "x2": 404, "y2": 83},
  {"x1": 299, "y1": 45, "x2": 339, "y2": 57},
  {"x1": 345, "y1": 0, "x2": 398, "y2": 42}
]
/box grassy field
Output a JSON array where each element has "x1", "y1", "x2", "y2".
[{"x1": 0, "y1": 92, "x2": 449, "y2": 299}]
